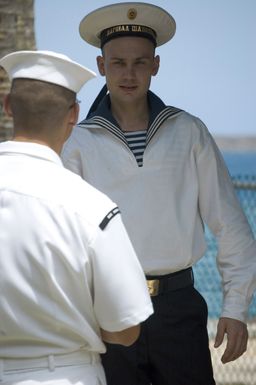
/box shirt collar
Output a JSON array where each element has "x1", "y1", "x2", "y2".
[
  {"x1": 0, "y1": 141, "x2": 63, "y2": 166},
  {"x1": 82, "y1": 90, "x2": 167, "y2": 128}
]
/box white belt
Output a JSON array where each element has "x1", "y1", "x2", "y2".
[{"x1": 0, "y1": 350, "x2": 100, "y2": 374}]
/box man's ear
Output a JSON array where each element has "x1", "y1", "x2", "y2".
[
  {"x1": 3, "y1": 94, "x2": 12, "y2": 117},
  {"x1": 96, "y1": 55, "x2": 105, "y2": 76},
  {"x1": 68, "y1": 102, "x2": 79, "y2": 127},
  {"x1": 152, "y1": 55, "x2": 160, "y2": 76},
  {"x1": 64, "y1": 102, "x2": 80, "y2": 142}
]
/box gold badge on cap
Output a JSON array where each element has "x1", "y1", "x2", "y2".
[{"x1": 127, "y1": 8, "x2": 137, "y2": 20}]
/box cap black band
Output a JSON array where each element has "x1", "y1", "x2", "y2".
[{"x1": 100, "y1": 24, "x2": 157, "y2": 48}]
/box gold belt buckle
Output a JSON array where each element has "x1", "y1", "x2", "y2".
[{"x1": 147, "y1": 279, "x2": 160, "y2": 296}]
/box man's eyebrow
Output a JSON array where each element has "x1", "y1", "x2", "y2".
[{"x1": 109, "y1": 55, "x2": 152, "y2": 60}]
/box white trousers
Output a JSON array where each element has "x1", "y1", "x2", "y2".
[{"x1": 0, "y1": 350, "x2": 106, "y2": 385}]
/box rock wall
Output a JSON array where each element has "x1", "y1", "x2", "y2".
[{"x1": 0, "y1": 0, "x2": 35, "y2": 141}]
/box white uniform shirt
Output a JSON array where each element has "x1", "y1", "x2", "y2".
[
  {"x1": 62, "y1": 110, "x2": 256, "y2": 323},
  {"x1": 0, "y1": 141, "x2": 153, "y2": 358}
]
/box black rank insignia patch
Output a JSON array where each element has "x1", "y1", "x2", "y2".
[{"x1": 99, "y1": 207, "x2": 120, "y2": 230}]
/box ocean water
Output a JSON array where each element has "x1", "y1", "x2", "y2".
[
  {"x1": 222, "y1": 151, "x2": 256, "y2": 176},
  {"x1": 194, "y1": 151, "x2": 256, "y2": 319}
]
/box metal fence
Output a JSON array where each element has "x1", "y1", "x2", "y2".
[{"x1": 194, "y1": 175, "x2": 256, "y2": 385}]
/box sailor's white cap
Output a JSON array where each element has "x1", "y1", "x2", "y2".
[
  {"x1": 79, "y1": 2, "x2": 176, "y2": 48},
  {"x1": 0, "y1": 50, "x2": 96, "y2": 93}
]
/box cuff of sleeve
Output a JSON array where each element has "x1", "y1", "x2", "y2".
[
  {"x1": 100, "y1": 301, "x2": 154, "y2": 332},
  {"x1": 221, "y1": 295, "x2": 250, "y2": 323}
]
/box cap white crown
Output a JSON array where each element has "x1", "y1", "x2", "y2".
[
  {"x1": 0, "y1": 50, "x2": 96, "y2": 93},
  {"x1": 79, "y1": 2, "x2": 176, "y2": 48}
]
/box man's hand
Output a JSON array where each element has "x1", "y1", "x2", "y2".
[
  {"x1": 214, "y1": 317, "x2": 248, "y2": 364},
  {"x1": 100, "y1": 324, "x2": 141, "y2": 346}
]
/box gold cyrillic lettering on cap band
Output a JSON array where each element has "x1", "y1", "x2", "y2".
[{"x1": 100, "y1": 24, "x2": 157, "y2": 48}]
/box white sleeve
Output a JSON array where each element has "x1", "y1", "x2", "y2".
[
  {"x1": 196, "y1": 123, "x2": 256, "y2": 322},
  {"x1": 89, "y1": 213, "x2": 153, "y2": 331}
]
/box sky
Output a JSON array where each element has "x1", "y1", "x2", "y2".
[{"x1": 34, "y1": 0, "x2": 256, "y2": 137}]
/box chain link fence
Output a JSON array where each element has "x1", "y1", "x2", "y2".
[{"x1": 194, "y1": 175, "x2": 256, "y2": 385}]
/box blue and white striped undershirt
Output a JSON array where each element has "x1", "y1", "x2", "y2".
[{"x1": 123, "y1": 130, "x2": 147, "y2": 167}]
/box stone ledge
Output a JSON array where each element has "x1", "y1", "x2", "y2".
[{"x1": 214, "y1": 136, "x2": 256, "y2": 152}]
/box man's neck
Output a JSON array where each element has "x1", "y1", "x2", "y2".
[
  {"x1": 13, "y1": 136, "x2": 61, "y2": 155},
  {"x1": 110, "y1": 98, "x2": 149, "y2": 132}
]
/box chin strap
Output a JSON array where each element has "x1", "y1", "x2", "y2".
[{"x1": 86, "y1": 84, "x2": 108, "y2": 119}]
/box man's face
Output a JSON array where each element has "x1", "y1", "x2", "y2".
[{"x1": 97, "y1": 36, "x2": 159, "y2": 105}]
